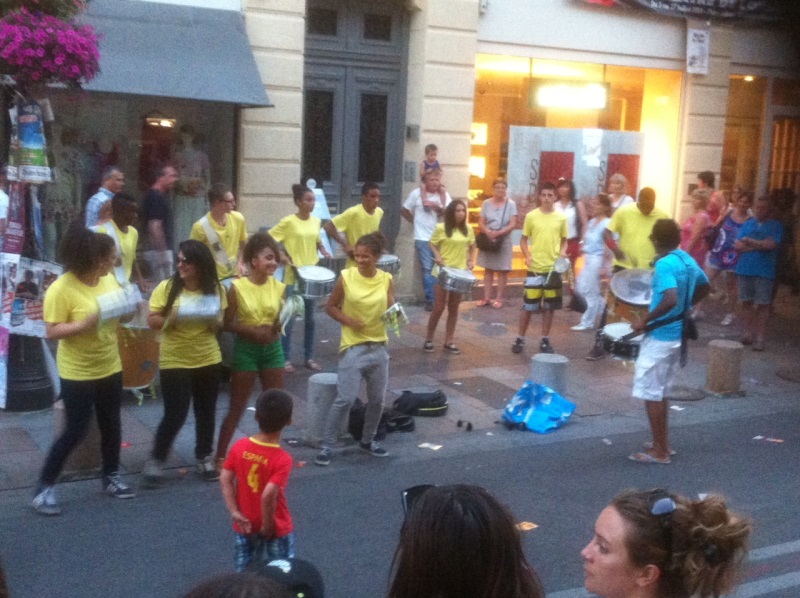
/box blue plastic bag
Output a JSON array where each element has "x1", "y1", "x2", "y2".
[{"x1": 501, "y1": 381, "x2": 576, "y2": 434}]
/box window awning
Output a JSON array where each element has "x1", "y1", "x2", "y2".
[{"x1": 81, "y1": 0, "x2": 272, "y2": 107}]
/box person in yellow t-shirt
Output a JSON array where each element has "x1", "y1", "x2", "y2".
[
  {"x1": 144, "y1": 240, "x2": 226, "y2": 486},
  {"x1": 323, "y1": 182, "x2": 383, "y2": 269},
  {"x1": 214, "y1": 233, "x2": 287, "y2": 468},
  {"x1": 94, "y1": 193, "x2": 143, "y2": 286},
  {"x1": 424, "y1": 200, "x2": 475, "y2": 355},
  {"x1": 190, "y1": 183, "x2": 247, "y2": 283},
  {"x1": 34, "y1": 225, "x2": 134, "y2": 516},
  {"x1": 315, "y1": 232, "x2": 395, "y2": 466},
  {"x1": 511, "y1": 183, "x2": 568, "y2": 356},
  {"x1": 269, "y1": 184, "x2": 332, "y2": 373}
]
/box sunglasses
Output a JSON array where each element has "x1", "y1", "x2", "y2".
[
  {"x1": 176, "y1": 256, "x2": 193, "y2": 264},
  {"x1": 401, "y1": 484, "x2": 436, "y2": 515},
  {"x1": 649, "y1": 489, "x2": 676, "y2": 561}
]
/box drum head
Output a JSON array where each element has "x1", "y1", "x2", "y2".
[
  {"x1": 298, "y1": 266, "x2": 335, "y2": 281},
  {"x1": 442, "y1": 266, "x2": 476, "y2": 281},
  {"x1": 554, "y1": 257, "x2": 570, "y2": 274},
  {"x1": 602, "y1": 322, "x2": 642, "y2": 342},
  {"x1": 378, "y1": 254, "x2": 398, "y2": 264},
  {"x1": 610, "y1": 268, "x2": 653, "y2": 306}
]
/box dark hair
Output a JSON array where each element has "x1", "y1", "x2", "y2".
[
  {"x1": 639, "y1": 186, "x2": 657, "y2": 204},
  {"x1": 595, "y1": 193, "x2": 612, "y2": 216},
  {"x1": 101, "y1": 166, "x2": 122, "y2": 183},
  {"x1": 424, "y1": 143, "x2": 438, "y2": 153},
  {"x1": 291, "y1": 184, "x2": 312, "y2": 205},
  {"x1": 697, "y1": 171, "x2": 715, "y2": 188},
  {"x1": 152, "y1": 164, "x2": 175, "y2": 184},
  {"x1": 557, "y1": 178, "x2": 576, "y2": 201},
  {"x1": 111, "y1": 192, "x2": 137, "y2": 215},
  {"x1": 255, "y1": 389, "x2": 294, "y2": 434},
  {"x1": 540, "y1": 182, "x2": 556, "y2": 193},
  {"x1": 557, "y1": 179, "x2": 582, "y2": 236},
  {"x1": 161, "y1": 240, "x2": 221, "y2": 317},
  {"x1": 611, "y1": 489, "x2": 751, "y2": 598},
  {"x1": 355, "y1": 232, "x2": 385, "y2": 257},
  {"x1": 209, "y1": 183, "x2": 231, "y2": 205},
  {"x1": 651, "y1": 219, "x2": 681, "y2": 250},
  {"x1": 59, "y1": 222, "x2": 116, "y2": 276},
  {"x1": 388, "y1": 485, "x2": 544, "y2": 598},
  {"x1": 492, "y1": 178, "x2": 507, "y2": 187},
  {"x1": 243, "y1": 232, "x2": 281, "y2": 267},
  {"x1": 443, "y1": 199, "x2": 469, "y2": 238},
  {"x1": 361, "y1": 181, "x2": 380, "y2": 197},
  {"x1": 182, "y1": 572, "x2": 291, "y2": 598}
]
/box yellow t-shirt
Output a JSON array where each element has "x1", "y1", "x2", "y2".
[
  {"x1": 269, "y1": 214, "x2": 322, "y2": 286},
  {"x1": 149, "y1": 279, "x2": 227, "y2": 369},
  {"x1": 339, "y1": 267, "x2": 391, "y2": 351},
  {"x1": 608, "y1": 203, "x2": 671, "y2": 269},
  {"x1": 95, "y1": 220, "x2": 138, "y2": 281},
  {"x1": 190, "y1": 211, "x2": 248, "y2": 280},
  {"x1": 331, "y1": 204, "x2": 384, "y2": 268},
  {"x1": 522, "y1": 209, "x2": 568, "y2": 273},
  {"x1": 430, "y1": 223, "x2": 475, "y2": 270},
  {"x1": 43, "y1": 272, "x2": 122, "y2": 381},
  {"x1": 230, "y1": 276, "x2": 285, "y2": 327}
]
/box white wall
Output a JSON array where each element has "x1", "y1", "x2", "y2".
[{"x1": 135, "y1": 0, "x2": 242, "y2": 11}]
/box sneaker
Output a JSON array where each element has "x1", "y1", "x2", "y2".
[
  {"x1": 423, "y1": 340, "x2": 434, "y2": 353},
  {"x1": 196, "y1": 455, "x2": 220, "y2": 482},
  {"x1": 511, "y1": 337, "x2": 525, "y2": 354},
  {"x1": 142, "y1": 459, "x2": 165, "y2": 487},
  {"x1": 103, "y1": 474, "x2": 135, "y2": 499},
  {"x1": 315, "y1": 448, "x2": 332, "y2": 466},
  {"x1": 571, "y1": 324, "x2": 592, "y2": 331},
  {"x1": 720, "y1": 313, "x2": 735, "y2": 326},
  {"x1": 32, "y1": 486, "x2": 61, "y2": 516},
  {"x1": 539, "y1": 338, "x2": 555, "y2": 353},
  {"x1": 585, "y1": 344, "x2": 607, "y2": 361},
  {"x1": 359, "y1": 441, "x2": 389, "y2": 457},
  {"x1": 444, "y1": 343, "x2": 461, "y2": 355}
]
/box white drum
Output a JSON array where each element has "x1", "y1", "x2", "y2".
[
  {"x1": 437, "y1": 266, "x2": 477, "y2": 293},
  {"x1": 377, "y1": 254, "x2": 401, "y2": 275},
  {"x1": 600, "y1": 322, "x2": 643, "y2": 360},
  {"x1": 296, "y1": 265, "x2": 336, "y2": 298}
]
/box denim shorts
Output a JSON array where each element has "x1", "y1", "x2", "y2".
[
  {"x1": 737, "y1": 275, "x2": 774, "y2": 305},
  {"x1": 234, "y1": 532, "x2": 295, "y2": 572}
]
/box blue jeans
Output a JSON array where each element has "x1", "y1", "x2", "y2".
[
  {"x1": 281, "y1": 286, "x2": 316, "y2": 362},
  {"x1": 415, "y1": 240, "x2": 436, "y2": 304},
  {"x1": 234, "y1": 532, "x2": 295, "y2": 572}
]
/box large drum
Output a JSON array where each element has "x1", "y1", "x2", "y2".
[
  {"x1": 296, "y1": 265, "x2": 336, "y2": 299},
  {"x1": 437, "y1": 266, "x2": 477, "y2": 293},
  {"x1": 607, "y1": 268, "x2": 652, "y2": 326},
  {"x1": 377, "y1": 254, "x2": 401, "y2": 275},
  {"x1": 600, "y1": 322, "x2": 643, "y2": 361},
  {"x1": 118, "y1": 320, "x2": 160, "y2": 390}
]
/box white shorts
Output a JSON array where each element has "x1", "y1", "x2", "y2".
[{"x1": 632, "y1": 336, "x2": 681, "y2": 402}]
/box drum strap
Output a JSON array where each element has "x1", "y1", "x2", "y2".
[{"x1": 200, "y1": 216, "x2": 235, "y2": 270}]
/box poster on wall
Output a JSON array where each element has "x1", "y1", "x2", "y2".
[
  {"x1": 0, "y1": 252, "x2": 21, "y2": 410},
  {"x1": 506, "y1": 126, "x2": 645, "y2": 224},
  {"x1": 2, "y1": 182, "x2": 26, "y2": 255},
  {"x1": 686, "y1": 29, "x2": 710, "y2": 75},
  {"x1": 7, "y1": 258, "x2": 62, "y2": 338}
]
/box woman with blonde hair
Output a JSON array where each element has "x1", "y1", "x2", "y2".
[
  {"x1": 681, "y1": 188, "x2": 712, "y2": 267},
  {"x1": 476, "y1": 179, "x2": 517, "y2": 308},
  {"x1": 607, "y1": 173, "x2": 634, "y2": 212}
]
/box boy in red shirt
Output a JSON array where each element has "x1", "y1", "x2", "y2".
[{"x1": 221, "y1": 389, "x2": 295, "y2": 572}]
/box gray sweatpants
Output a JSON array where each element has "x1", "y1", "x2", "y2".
[{"x1": 322, "y1": 342, "x2": 389, "y2": 449}]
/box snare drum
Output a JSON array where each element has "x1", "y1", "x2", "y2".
[
  {"x1": 296, "y1": 265, "x2": 336, "y2": 299},
  {"x1": 600, "y1": 322, "x2": 643, "y2": 360},
  {"x1": 118, "y1": 323, "x2": 160, "y2": 389},
  {"x1": 377, "y1": 254, "x2": 401, "y2": 275},
  {"x1": 437, "y1": 267, "x2": 477, "y2": 293}
]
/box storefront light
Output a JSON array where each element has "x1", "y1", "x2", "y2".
[
  {"x1": 534, "y1": 82, "x2": 608, "y2": 110},
  {"x1": 145, "y1": 112, "x2": 177, "y2": 128},
  {"x1": 469, "y1": 156, "x2": 486, "y2": 178},
  {"x1": 744, "y1": 75, "x2": 755, "y2": 82}
]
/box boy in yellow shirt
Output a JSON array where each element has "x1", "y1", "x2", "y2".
[{"x1": 323, "y1": 182, "x2": 383, "y2": 268}]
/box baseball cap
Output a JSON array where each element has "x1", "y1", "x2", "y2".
[{"x1": 249, "y1": 558, "x2": 324, "y2": 598}]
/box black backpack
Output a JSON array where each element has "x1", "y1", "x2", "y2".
[
  {"x1": 348, "y1": 400, "x2": 415, "y2": 442},
  {"x1": 393, "y1": 390, "x2": 448, "y2": 417}
]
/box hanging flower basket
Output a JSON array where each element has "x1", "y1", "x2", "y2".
[{"x1": 0, "y1": 8, "x2": 99, "y2": 88}]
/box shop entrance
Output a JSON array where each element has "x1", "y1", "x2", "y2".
[{"x1": 302, "y1": 0, "x2": 408, "y2": 240}]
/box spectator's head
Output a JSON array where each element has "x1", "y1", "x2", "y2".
[
  {"x1": 209, "y1": 183, "x2": 235, "y2": 212},
  {"x1": 649, "y1": 218, "x2": 681, "y2": 253},
  {"x1": 181, "y1": 572, "x2": 292, "y2": 598},
  {"x1": 697, "y1": 171, "x2": 716, "y2": 189},
  {"x1": 492, "y1": 178, "x2": 507, "y2": 198},
  {"x1": 539, "y1": 182, "x2": 557, "y2": 209},
  {"x1": 424, "y1": 143, "x2": 438, "y2": 162},
  {"x1": 608, "y1": 173, "x2": 628, "y2": 196},
  {"x1": 388, "y1": 484, "x2": 545, "y2": 598},
  {"x1": 59, "y1": 222, "x2": 116, "y2": 277},
  {"x1": 422, "y1": 168, "x2": 442, "y2": 192},
  {"x1": 637, "y1": 187, "x2": 657, "y2": 216},
  {"x1": 360, "y1": 182, "x2": 381, "y2": 213},
  {"x1": 243, "y1": 232, "x2": 280, "y2": 274},
  {"x1": 753, "y1": 196, "x2": 771, "y2": 221},
  {"x1": 248, "y1": 558, "x2": 325, "y2": 598},
  {"x1": 690, "y1": 188, "x2": 709, "y2": 212},
  {"x1": 255, "y1": 389, "x2": 294, "y2": 434},
  {"x1": 557, "y1": 178, "x2": 576, "y2": 202},
  {"x1": 734, "y1": 189, "x2": 753, "y2": 212},
  {"x1": 153, "y1": 165, "x2": 179, "y2": 191},
  {"x1": 582, "y1": 489, "x2": 751, "y2": 598},
  {"x1": 111, "y1": 193, "x2": 138, "y2": 228},
  {"x1": 101, "y1": 166, "x2": 125, "y2": 194}
]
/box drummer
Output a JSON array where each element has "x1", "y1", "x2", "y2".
[
  {"x1": 586, "y1": 187, "x2": 670, "y2": 361},
  {"x1": 190, "y1": 183, "x2": 247, "y2": 286},
  {"x1": 269, "y1": 184, "x2": 331, "y2": 373},
  {"x1": 215, "y1": 233, "x2": 286, "y2": 469},
  {"x1": 628, "y1": 219, "x2": 708, "y2": 464},
  {"x1": 323, "y1": 182, "x2": 383, "y2": 269},
  {"x1": 93, "y1": 193, "x2": 144, "y2": 289},
  {"x1": 423, "y1": 199, "x2": 475, "y2": 355}
]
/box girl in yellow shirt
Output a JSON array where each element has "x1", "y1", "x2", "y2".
[
  {"x1": 315, "y1": 233, "x2": 395, "y2": 466},
  {"x1": 269, "y1": 184, "x2": 331, "y2": 373},
  {"x1": 34, "y1": 224, "x2": 133, "y2": 515},
  {"x1": 215, "y1": 233, "x2": 286, "y2": 466},
  {"x1": 144, "y1": 240, "x2": 225, "y2": 485},
  {"x1": 424, "y1": 200, "x2": 476, "y2": 355}
]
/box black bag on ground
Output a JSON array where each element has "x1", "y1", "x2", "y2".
[
  {"x1": 348, "y1": 399, "x2": 388, "y2": 442},
  {"x1": 393, "y1": 390, "x2": 448, "y2": 417}
]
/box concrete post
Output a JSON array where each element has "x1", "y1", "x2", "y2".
[
  {"x1": 530, "y1": 353, "x2": 569, "y2": 396},
  {"x1": 304, "y1": 373, "x2": 349, "y2": 447},
  {"x1": 706, "y1": 339, "x2": 744, "y2": 394}
]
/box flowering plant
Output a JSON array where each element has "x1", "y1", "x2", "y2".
[{"x1": 0, "y1": 8, "x2": 99, "y2": 88}]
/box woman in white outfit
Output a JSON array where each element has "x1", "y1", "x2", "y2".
[
  {"x1": 607, "y1": 173, "x2": 635, "y2": 213},
  {"x1": 573, "y1": 194, "x2": 612, "y2": 331}
]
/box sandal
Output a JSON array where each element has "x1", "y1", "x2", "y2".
[
  {"x1": 423, "y1": 340, "x2": 434, "y2": 353},
  {"x1": 444, "y1": 343, "x2": 461, "y2": 355},
  {"x1": 284, "y1": 362, "x2": 295, "y2": 373},
  {"x1": 627, "y1": 451, "x2": 671, "y2": 465},
  {"x1": 305, "y1": 360, "x2": 323, "y2": 371},
  {"x1": 476, "y1": 299, "x2": 491, "y2": 307},
  {"x1": 491, "y1": 300, "x2": 504, "y2": 309}
]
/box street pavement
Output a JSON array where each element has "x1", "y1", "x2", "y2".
[{"x1": 1, "y1": 286, "x2": 799, "y2": 597}]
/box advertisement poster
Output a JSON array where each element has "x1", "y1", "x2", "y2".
[
  {"x1": 2, "y1": 182, "x2": 25, "y2": 255},
  {"x1": 7, "y1": 257, "x2": 62, "y2": 338},
  {"x1": 686, "y1": 28, "x2": 710, "y2": 75},
  {"x1": 16, "y1": 100, "x2": 51, "y2": 184},
  {"x1": 0, "y1": 252, "x2": 20, "y2": 410}
]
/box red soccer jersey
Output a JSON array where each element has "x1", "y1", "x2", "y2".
[{"x1": 223, "y1": 437, "x2": 293, "y2": 536}]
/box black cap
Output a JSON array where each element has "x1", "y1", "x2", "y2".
[{"x1": 250, "y1": 558, "x2": 324, "y2": 598}]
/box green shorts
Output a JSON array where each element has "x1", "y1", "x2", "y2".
[{"x1": 232, "y1": 337, "x2": 285, "y2": 372}]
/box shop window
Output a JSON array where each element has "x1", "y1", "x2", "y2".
[
  {"x1": 302, "y1": 90, "x2": 335, "y2": 182},
  {"x1": 307, "y1": 8, "x2": 338, "y2": 37},
  {"x1": 772, "y1": 78, "x2": 800, "y2": 107},
  {"x1": 720, "y1": 76, "x2": 767, "y2": 193},
  {"x1": 363, "y1": 14, "x2": 392, "y2": 41},
  {"x1": 770, "y1": 117, "x2": 800, "y2": 192},
  {"x1": 358, "y1": 93, "x2": 387, "y2": 183}
]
